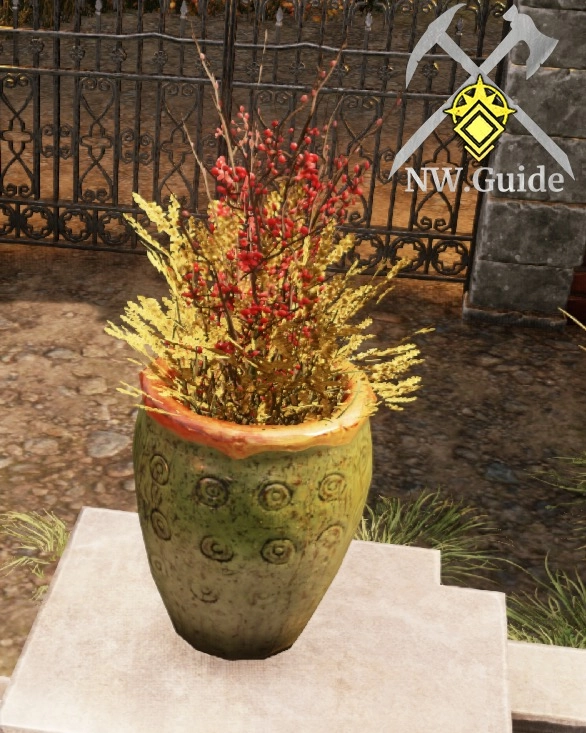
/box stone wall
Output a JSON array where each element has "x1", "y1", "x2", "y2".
[{"x1": 463, "y1": 0, "x2": 586, "y2": 329}]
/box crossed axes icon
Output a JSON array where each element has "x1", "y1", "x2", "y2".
[{"x1": 388, "y1": 4, "x2": 574, "y2": 179}]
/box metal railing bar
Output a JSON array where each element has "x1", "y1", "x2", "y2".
[
  {"x1": 0, "y1": 67, "x2": 465, "y2": 103},
  {"x1": 0, "y1": 29, "x2": 489, "y2": 63}
]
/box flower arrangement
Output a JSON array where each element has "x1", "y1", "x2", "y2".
[{"x1": 104, "y1": 57, "x2": 429, "y2": 426}]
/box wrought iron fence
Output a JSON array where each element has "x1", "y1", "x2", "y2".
[{"x1": 0, "y1": 0, "x2": 509, "y2": 281}]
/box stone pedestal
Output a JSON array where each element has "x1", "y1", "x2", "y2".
[
  {"x1": 0, "y1": 507, "x2": 512, "y2": 733},
  {"x1": 2, "y1": 508, "x2": 586, "y2": 732}
]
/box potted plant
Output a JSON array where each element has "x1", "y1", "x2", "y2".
[{"x1": 103, "y1": 58, "x2": 428, "y2": 659}]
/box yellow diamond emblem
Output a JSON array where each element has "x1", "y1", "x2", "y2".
[
  {"x1": 445, "y1": 76, "x2": 516, "y2": 162},
  {"x1": 454, "y1": 103, "x2": 504, "y2": 161},
  {"x1": 465, "y1": 115, "x2": 494, "y2": 144}
]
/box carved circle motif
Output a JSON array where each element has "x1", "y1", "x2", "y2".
[
  {"x1": 200, "y1": 536, "x2": 234, "y2": 562},
  {"x1": 148, "y1": 554, "x2": 169, "y2": 577},
  {"x1": 261, "y1": 538, "x2": 295, "y2": 565},
  {"x1": 149, "y1": 454, "x2": 169, "y2": 484},
  {"x1": 194, "y1": 477, "x2": 229, "y2": 507},
  {"x1": 317, "y1": 524, "x2": 345, "y2": 548},
  {"x1": 318, "y1": 473, "x2": 347, "y2": 501},
  {"x1": 190, "y1": 583, "x2": 219, "y2": 603},
  {"x1": 258, "y1": 482, "x2": 292, "y2": 511},
  {"x1": 151, "y1": 509, "x2": 171, "y2": 541}
]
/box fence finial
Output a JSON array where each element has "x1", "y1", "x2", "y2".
[
  {"x1": 95, "y1": 0, "x2": 102, "y2": 15},
  {"x1": 181, "y1": 0, "x2": 188, "y2": 17},
  {"x1": 365, "y1": 11, "x2": 372, "y2": 31},
  {"x1": 276, "y1": 6, "x2": 284, "y2": 26}
]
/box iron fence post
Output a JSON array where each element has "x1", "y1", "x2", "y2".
[{"x1": 218, "y1": 0, "x2": 238, "y2": 163}]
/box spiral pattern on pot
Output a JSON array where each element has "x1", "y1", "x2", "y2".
[
  {"x1": 258, "y1": 481, "x2": 292, "y2": 511},
  {"x1": 200, "y1": 536, "x2": 234, "y2": 562},
  {"x1": 151, "y1": 509, "x2": 172, "y2": 540},
  {"x1": 148, "y1": 554, "x2": 169, "y2": 577},
  {"x1": 149, "y1": 454, "x2": 169, "y2": 484},
  {"x1": 190, "y1": 583, "x2": 219, "y2": 603},
  {"x1": 194, "y1": 476, "x2": 229, "y2": 507},
  {"x1": 318, "y1": 473, "x2": 347, "y2": 501},
  {"x1": 261, "y1": 538, "x2": 295, "y2": 564}
]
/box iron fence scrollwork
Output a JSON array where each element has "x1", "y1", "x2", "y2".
[{"x1": 0, "y1": 0, "x2": 510, "y2": 280}]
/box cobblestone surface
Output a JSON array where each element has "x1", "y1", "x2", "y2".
[{"x1": 0, "y1": 243, "x2": 585, "y2": 677}]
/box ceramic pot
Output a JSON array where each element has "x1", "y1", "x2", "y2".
[{"x1": 133, "y1": 362, "x2": 375, "y2": 660}]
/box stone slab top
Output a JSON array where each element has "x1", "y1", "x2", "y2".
[
  {"x1": 0, "y1": 507, "x2": 511, "y2": 733},
  {"x1": 508, "y1": 641, "x2": 586, "y2": 728}
]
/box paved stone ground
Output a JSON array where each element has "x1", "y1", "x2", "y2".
[{"x1": 0, "y1": 243, "x2": 585, "y2": 677}]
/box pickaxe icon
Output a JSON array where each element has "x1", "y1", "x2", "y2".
[{"x1": 388, "y1": 4, "x2": 574, "y2": 179}]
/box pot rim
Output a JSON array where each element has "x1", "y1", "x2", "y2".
[{"x1": 138, "y1": 360, "x2": 376, "y2": 459}]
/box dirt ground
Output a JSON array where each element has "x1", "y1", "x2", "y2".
[{"x1": 0, "y1": 241, "x2": 585, "y2": 677}]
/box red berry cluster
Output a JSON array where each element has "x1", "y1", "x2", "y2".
[
  {"x1": 174, "y1": 97, "x2": 379, "y2": 406},
  {"x1": 209, "y1": 108, "x2": 371, "y2": 239}
]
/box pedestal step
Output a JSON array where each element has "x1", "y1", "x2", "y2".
[{"x1": 0, "y1": 508, "x2": 584, "y2": 733}]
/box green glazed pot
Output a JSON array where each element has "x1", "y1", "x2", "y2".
[{"x1": 133, "y1": 362, "x2": 375, "y2": 660}]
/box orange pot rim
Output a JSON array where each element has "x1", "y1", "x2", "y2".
[{"x1": 138, "y1": 360, "x2": 376, "y2": 459}]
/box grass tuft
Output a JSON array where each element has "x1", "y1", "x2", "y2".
[
  {"x1": 505, "y1": 553, "x2": 586, "y2": 648},
  {"x1": 354, "y1": 488, "x2": 513, "y2": 588},
  {"x1": 0, "y1": 510, "x2": 70, "y2": 601}
]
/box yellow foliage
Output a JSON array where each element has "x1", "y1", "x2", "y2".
[{"x1": 105, "y1": 188, "x2": 430, "y2": 425}]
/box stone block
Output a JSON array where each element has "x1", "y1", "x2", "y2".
[
  {"x1": 466, "y1": 259, "x2": 574, "y2": 314},
  {"x1": 508, "y1": 641, "x2": 586, "y2": 732},
  {"x1": 489, "y1": 134, "x2": 585, "y2": 204},
  {"x1": 504, "y1": 66, "x2": 586, "y2": 139},
  {"x1": 474, "y1": 197, "x2": 586, "y2": 268},
  {"x1": 462, "y1": 292, "x2": 566, "y2": 330},
  {"x1": 510, "y1": 8, "x2": 586, "y2": 70}
]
